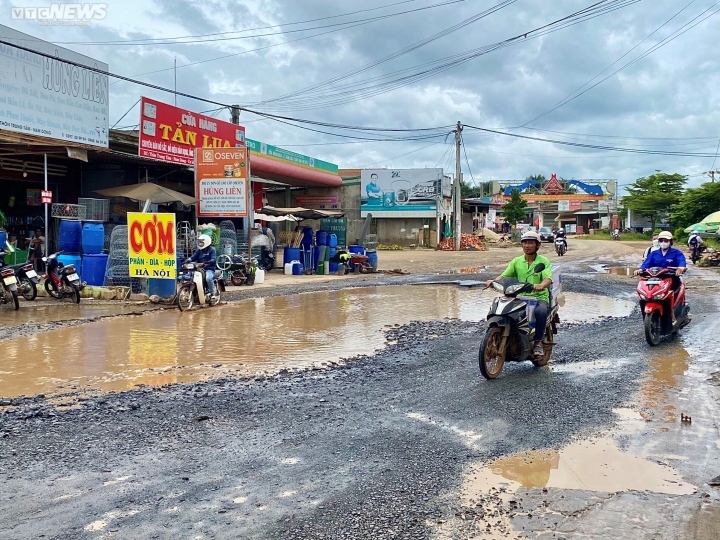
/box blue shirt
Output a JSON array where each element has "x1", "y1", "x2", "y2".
[
  {"x1": 190, "y1": 246, "x2": 217, "y2": 271},
  {"x1": 640, "y1": 246, "x2": 686, "y2": 271}
]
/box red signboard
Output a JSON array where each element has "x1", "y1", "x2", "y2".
[
  {"x1": 138, "y1": 97, "x2": 246, "y2": 165},
  {"x1": 569, "y1": 200, "x2": 582, "y2": 211},
  {"x1": 41, "y1": 190, "x2": 52, "y2": 204}
]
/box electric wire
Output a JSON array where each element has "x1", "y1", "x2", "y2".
[
  {"x1": 110, "y1": 99, "x2": 140, "y2": 129},
  {"x1": 461, "y1": 135, "x2": 475, "y2": 183}
]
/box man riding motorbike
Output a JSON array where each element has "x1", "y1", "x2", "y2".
[
  {"x1": 687, "y1": 231, "x2": 704, "y2": 264},
  {"x1": 485, "y1": 230, "x2": 553, "y2": 359},
  {"x1": 554, "y1": 227, "x2": 567, "y2": 251},
  {"x1": 189, "y1": 234, "x2": 218, "y2": 298},
  {"x1": 634, "y1": 231, "x2": 686, "y2": 319}
]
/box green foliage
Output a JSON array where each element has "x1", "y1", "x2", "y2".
[
  {"x1": 461, "y1": 179, "x2": 494, "y2": 198},
  {"x1": 670, "y1": 181, "x2": 720, "y2": 229},
  {"x1": 621, "y1": 172, "x2": 686, "y2": 230},
  {"x1": 502, "y1": 189, "x2": 527, "y2": 226},
  {"x1": 585, "y1": 230, "x2": 652, "y2": 241}
]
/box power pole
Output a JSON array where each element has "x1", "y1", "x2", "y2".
[
  {"x1": 705, "y1": 170, "x2": 719, "y2": 183},
  {"x1": 454, "y1": 121, "x2": 463, "y2": 251},
  {"x1": 231, "y1": 105, "x2": 241, "y2": 125}
]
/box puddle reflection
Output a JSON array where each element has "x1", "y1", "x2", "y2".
[
  {"x1": 638, "y1": 345, "x2": 690, "y2": 424},
  {"x1": 0, "y1": 285, "x2": 636, "y2": 398}
]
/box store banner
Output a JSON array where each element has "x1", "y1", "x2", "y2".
[
  {"x1": 127, "y1": 212, "x2": 176, "y2": 279},
  {"x1": 0, "y1": 25, "x2": 109, "y2": 147},
  {"x1": 139, "y1": 97, "x2": 246, "y2": 165},
  {"x1": 294, "y1": 195, "x2": 339, "y2": 209},
  {"x1": 194, "y1": 148, "x2": 249, "y2": 218},
  {"x1": 360, "y1": 168, "x2": 442, "y2": 218}
]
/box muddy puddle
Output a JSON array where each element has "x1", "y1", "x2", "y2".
[
  {"x1": 1, "y1": 302, "x2": 160, "y2": 326},
  {"x1": 460, "y1": 407, "x2": 695, "y2": 510},
  {"x1": 0, "y1": 285, "x2": 636, "y2": 398}
]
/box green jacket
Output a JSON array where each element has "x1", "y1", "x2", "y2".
[{"x1": 500, "y1": 254, "x2": 553, "y2": 303}]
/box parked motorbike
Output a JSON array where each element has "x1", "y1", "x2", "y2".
[
  {"x1": 612, "y1": 230, "x2": 620, "y2": 240},
  {"x1": 479, "y1": 263, "x2": 560, "y2": 379},
  {"x1": 0, "y1": 253, "x2": 20, "y2": 310},
  {"x1": 177, "y1": 261, "x2": 226, "y2": 311},
  {"x1": 554, "y1": 238, "x2": 567, "y2": 256},
  {"x1": 217, "y1": 254, "x2": 258, "y2": 286},
  {"x1": 636, "y1": 266, "x2": 690, "y2": 346},
  {"x1": 5, "y1": 262, "x2": 40, "y2": 301},
  {"x1": 43, "y1": 251, "x2": 82, "y2": 303},
  {"x1": 258, "y1": 248, "x2": 275, "y2": 272}
]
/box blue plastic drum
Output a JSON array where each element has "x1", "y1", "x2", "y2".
[
  {"x1": 81, "y1": 222, "x2": 105, "y2": 254},
  {"x1": 81, "y1": 253, "x2": 108, "y2": 286},
  {"x1": 328, "y1": 233, "x2": 338, "y2": 248},
  {"x1": 316, "y1": 230, "x2": 328, "y2": 246},
  {"x1": 58, "y1": 220, "x2": 82, "y2": 253},
  {"x1": 366, "y1": 249, "x2": 378, "y2": 272}
]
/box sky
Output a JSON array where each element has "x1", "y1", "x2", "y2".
[{"x1": 3, "y1": 0, "x2": 720, "y2": 194}]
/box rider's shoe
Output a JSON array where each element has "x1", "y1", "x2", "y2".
[{"x1": 533, "y1": 344, "x2": 544, "y2": 357}]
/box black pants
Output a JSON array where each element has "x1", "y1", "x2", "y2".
[{"x1": 533, "y1": 300, "x2": 549, "y2": 342}]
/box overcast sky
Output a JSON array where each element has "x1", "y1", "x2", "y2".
[{"x1": 4, "y1": 0, "x2": 720, "y2": 192}]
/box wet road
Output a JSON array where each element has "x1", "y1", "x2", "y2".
[{"x1": 1, "y1": 266, "x2": 719, "y2": 539}]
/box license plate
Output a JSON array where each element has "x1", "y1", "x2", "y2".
[
  {"x1": 25, "y1": 270, "x2": 37, "y2": 279},
  {"x1": 3, "y1": 276, "x2": 17, "y2": 286},
  {"x1": 66, "y1": 273, "x2": 79, "y2": 282}
]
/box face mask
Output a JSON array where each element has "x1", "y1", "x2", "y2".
[
  {"x1": 658, "y1": 241, "x2": 670, "y2": 249},
  {"x1": 652, "y1": 240, "x2": 659, "y2": 247}
]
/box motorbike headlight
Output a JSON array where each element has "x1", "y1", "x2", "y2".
[
  {"x1": 506, "y1": 284, "x2": 526, "y2": 295},
  {"x1": 492, "y1": 282, "x2": 504, "y2": 292}
]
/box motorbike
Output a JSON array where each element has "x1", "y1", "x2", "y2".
[
  {"x1": 689, "y1": 243, "x2": 707, "y2": 265},
  {"x1": 612, "y1": 230, "x2": 620, "y2": 241},
  {"x1": 177, "y1": 261, "x2": 226, "y2": 311},
  {"x1": 217, "y1": 253, "x2": 258, "y2": 286},
  {"x1": 554, "y1": 237, "x2": 567, "y2": 256},
  {"x1": 636, "y1": 266, "x2": 691, "y2": 346},
  {"x1": 479, "y1": 263, "x2": 560, "y2": 379},
  {"x1": 43, "y1": 251, "x2": 82, "y2": 303},
  {"x1": 0, "y1": 253, "x2": 20, "y2": 310},
  {"x1": 5, "y1": 261, "x2": 40, "y2": 301},
  {"x1": 258, "y1": 248, "x2": 275, "y2": 272}
]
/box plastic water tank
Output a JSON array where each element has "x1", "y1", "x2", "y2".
[
  {"x1": 57, "y1": 254, "x2": 82, "y2": 276},
  {"x1": 328, "y1": 233, "x2": 338, "y2": 248},
  {"x1": 148, "y1": 278, "x2": 176, "y2": 298},
  {"x1": 81, "y1": 222, "x2": 105, "y2": 255},
  {"x1": 255, "y1": 268, "x2": 265, "y2": 284},
  {"x1": 316, "y1": 230, "x2": 328, "y2": 246},
  {"x1": 81, "y1": 253, "x2": 108, "y2": 286},
  {"x1": 366, "y1": 249, "x2": 378, "y2": 272},
  {"x1": 0, "y1": 230, "x2": 7, "y2": 249},
  {"x1": 58, "y1": 220, "x2": 82, "y2": 253}
]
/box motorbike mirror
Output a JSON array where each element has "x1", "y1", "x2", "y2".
[{"x1": 534, "y1": 263, "x2": 545, "y2": 273}]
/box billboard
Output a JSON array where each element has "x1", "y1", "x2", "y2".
[
  {"x1": 0, "y1": 25, "x2": 109, "y2": 147},
  {"x1": 127, "y1": 213, "x2": 176, "y2": 279},
  {"x1": 194, "y1": 147, "x2": 249, "y2": 218},
  {"x1": 246, "y1": 138, "x2": 338, "y2": 174},
  {"x1": 139, "y1": 96, "x2": 245, "y2": 165},
  {"x1": 360, "y1": 168, "x2": 443, "y2": 218}
]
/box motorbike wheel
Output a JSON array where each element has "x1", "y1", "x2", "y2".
[
  {"x1": 245, "y1": 274, "x2": 256, "y2": 286},
  {"x1": 479, "y1": 326, "x2": 506, "y2": 380},
  {"x1": 231, "y1": 271, "x2": 246, "y2": 286},
  {"x1": 177, "y1": 285, "x2": 194, "y2": 311},
  {"x1": 532, "y1": 326, "x2": 554, "y2": 367},
  {"x1": 644, "y1": 311, "x2": 662, "y2": 346},
  {"x1": 44, "y1": 279, "x2": 62, "y2": 299},
  {"x1": 9, "y1": 290, "x2": 19, "y2": 310},
  {"x1": 20, "y1": 278, "x2": 37, "y2": 301},
  {"x1": 69, "y1": 284, "x2": 80, "y2": 304}
]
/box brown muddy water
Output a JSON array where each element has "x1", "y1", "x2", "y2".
[{"x1": 0, "y1": 285, "x2": 636, "y2": 398}]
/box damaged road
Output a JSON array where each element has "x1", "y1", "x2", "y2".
[{"x1": 1, "y1": 271, "x2": 720, "y2": 539}]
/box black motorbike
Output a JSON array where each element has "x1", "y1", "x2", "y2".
[
  {"x1": 258, "y1": 248, "x2": 275, "y2": 272},
  {"x1": 217, "y1": 253, "x2": 258, "y2": 286},
  {"x1": 5, "y1": 261, "x2": 40, "y2": 301},
  {"x1": 479, "y1": 263, "x2": 560, "y2": 379},
  {"x1": 0, "y1": 252, "x2": 20, "y2": 310},
  {"x1": 690, "y1": 243, "x2": 707, "y2": 265}
]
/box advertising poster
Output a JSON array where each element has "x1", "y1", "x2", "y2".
[
  {"x1": 0, "y1": 25, "x2": 109, "y2": 147},
  {"x1": 139, "y1": 96, "x2": 246, "y2": 165},
  {"x1": 194, "y1": 147, "x2": 249, "y2": 218},
  {"x1": 360, "y1": 168, "x2": 443, "y2": 218},
  {"x1": 127, "y1": 213, "x2": 176, "y2": 279}
]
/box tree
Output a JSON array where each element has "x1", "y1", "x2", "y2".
[
  {"x1": 671, "y1": 181, "x2": 720, "y2": 229},
  {"x1": 461, "y1": 179, "x2": 495, "y2": 198},
  {"x1": 502, "y1": 189, "x2": 527, "y2": 226},
  {"x1": 621, "y1": 172, "x2": 686, "y2": 231}
]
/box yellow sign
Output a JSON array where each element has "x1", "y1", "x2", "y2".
[{"x1": 127, "y1": 212, "x2": 176, "y2": 279}]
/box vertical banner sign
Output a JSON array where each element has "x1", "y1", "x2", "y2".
[
  {"x1": 127, "y1": 213, "x2": 176, "y2": 279},
  {"x1": 195, "y1": 148, "x2": 249, "y2": 218}
]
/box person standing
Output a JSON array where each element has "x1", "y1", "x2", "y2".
[
  {"x1": 643, "y1": 233, "x2": 659, "y2": 262},
  {"x1": 27, "y1": 228, "x2": 45, "y2": 270}
]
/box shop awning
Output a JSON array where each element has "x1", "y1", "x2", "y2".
[
  {"x1": 260, "y1": 206, "x2": 345, "y2": 220},
  {"x1": 575, "y1": 210, "x2": 600, "y2": 215},
  {"x1": 554, "y1": 213, "x2": 577, "y2": 221},
  {"x1": 250, "y1": 154, "x2": 342, "y2": 188}
]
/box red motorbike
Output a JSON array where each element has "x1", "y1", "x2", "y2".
[
  {"x1": 636, "y1": 266, "x2": 690, "y2": 346},
  {"x1": 43, "y1": 251, "x2": 82, "y2": 304}
]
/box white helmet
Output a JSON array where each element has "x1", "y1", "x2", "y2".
[
  {"x1": 197, "y1": 234, "x2": 212, "y2": 249},
  {"x1": 520, "y1": 230, "x2": 541, "y2": 243}
]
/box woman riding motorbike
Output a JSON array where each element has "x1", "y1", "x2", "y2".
[{"x1": 634, "y1": 231, "x2": 686, "y2": 319}]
